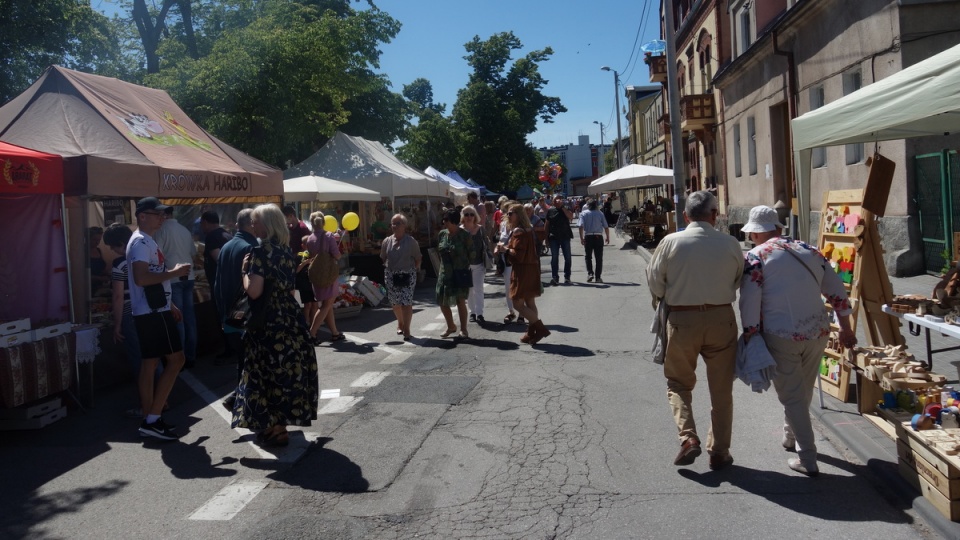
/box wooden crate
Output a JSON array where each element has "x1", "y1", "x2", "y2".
[
  {"x1": 896, "y1": 421, "x2": 960, "y2": 520},
  {"x1": 898, "y1": 440, "x2": 960, "y2": 498},
  {"x1": 899, "y1": 459, "x2": 960, "y2": 521}
]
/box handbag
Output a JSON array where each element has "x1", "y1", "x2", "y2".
[
  {"x1": 308, "y1": 249, "x2": 339, "y2": 288},
  {"x1": 224, "y1": 281, "x2": 272, "y2": 332},
  {"x1": 391, "y1": 271, "x2": 412, "y2": 288},
  {"x1": 452, "y1": 268, "x2": 473, "y2": 288}
]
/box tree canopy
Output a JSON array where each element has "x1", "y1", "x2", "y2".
[{"x1": 400, "y1": 32, "x2": 566, "y2": 193}]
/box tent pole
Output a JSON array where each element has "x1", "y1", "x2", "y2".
[{"x1": 62, "y1": 194, "x2": 76, "y2": 324}]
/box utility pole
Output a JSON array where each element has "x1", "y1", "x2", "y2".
[
  {"x1": 664, "y1": 0, "x2": 686, "y2": 215},
  {"x1": 593, "y1": 120, "x2": 605, "y2": 176},
  {"x1": 601, "y1": 66, "x2": 624, "y2": 169}
]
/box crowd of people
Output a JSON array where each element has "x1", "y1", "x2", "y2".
[{"x1": 107, "y1": 190, "x2": 614, "y2": 444}]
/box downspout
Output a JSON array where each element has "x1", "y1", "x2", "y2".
[
  {"x1": 772, "y1": 29, "x2": 798, "y2": 197},
  {"x1": 714, "y1": 0, "x2": 728, "y2": 210}
]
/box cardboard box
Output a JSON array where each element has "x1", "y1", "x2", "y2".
[
  {"x1": 0, "y1": 397, "x2": 62, "y2": 420},
  {"x1": 0, "y1": 330, "x2": 34, "y2": 349},
  {"x1": 0, "y1": 318, "x2": 30, "y2": 337},
  {"x1": 355, "y1": 278, "x2": 384, "y2": 306},
  {"x1": 32, "y1": 323, "x2": 72, "y2": 340},
  {"x1": 0, "y1": 406, "x2": 67, "y2": 430}
]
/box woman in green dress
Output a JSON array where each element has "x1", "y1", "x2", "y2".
[
  {"x1": 436, "y1": 208, "x2": 474, "y2": 339},
  {"x1": 232, "y1": 204, "x2": 319, "y2": 447}
]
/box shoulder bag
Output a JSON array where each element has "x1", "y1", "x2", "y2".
[
  {"x1": 308, "y1": 242, "x2": 339, "y2": 288},
  {"x1": 224, "y1": 251, "x2": 273, "y2": 331}
]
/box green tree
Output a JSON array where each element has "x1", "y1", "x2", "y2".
[
  {"x1": 146, "y1": 0, "x2": 404, "y2": 166},
  {"x1": 0, "y1": 0, "x2": 131, "y2": 103},
  {"x1": 452, "y1": 32, "x2": 565, "y2": 192}
]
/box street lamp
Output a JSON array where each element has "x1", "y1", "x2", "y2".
[
  {"x1": 600, "y1": 66, "x2": 623, "y2": 169},
  {"x1": 593, "y1": 120, "x2": 605, "y2": 176}
]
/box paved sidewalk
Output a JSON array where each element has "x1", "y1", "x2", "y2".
[{"x1": 634, "y1": 238, "x2": 960, "y2": 538}]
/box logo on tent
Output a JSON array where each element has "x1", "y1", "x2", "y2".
[{"x1": 2, "y1": 159, "x2": 40, "y2": 189}]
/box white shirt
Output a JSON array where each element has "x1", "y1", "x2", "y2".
[
  {"x1": 126, "y1": 229, "x2": 171, "y2": 316},
  {"x1": 152, "y1": 218, "x2": 197, "y2": 280}
]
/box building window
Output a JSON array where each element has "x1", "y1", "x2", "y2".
[
  {"x1": 747, "y1": 116, "x2": 757, "y2": 175},
  {"x1": 843, "y1": 69, "x2": 864, "y2": 165},
  {"x1": 739, "y1": 9, "x2": 751, "y2": 55},
  {"x1": 733, "y1": 123, "x2": 742, "y2": 177},
  {"x1": 809, "y1": 85, "x2": 826, "y2": 168}
]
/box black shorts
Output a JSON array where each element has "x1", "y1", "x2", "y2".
[
  {"x1": 134, "y1": 311, "x2": 183, "y2": 359},
  {"x1": 295, "y1": 268, "x2": 316, "y2": 303}
]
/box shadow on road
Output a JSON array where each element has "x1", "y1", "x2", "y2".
[
  {"x1": 157, "y1": 433, "x2": 238, "y2": 480},
  {"x1": 677, "y1": 454, "x2": 914, "y2": 524},
  {"x1": 530, "y1": 343, "x2": 596, "y2": 357},
  {"x1": 270, "y1": 437, "x2": 370, "y2": 493}
]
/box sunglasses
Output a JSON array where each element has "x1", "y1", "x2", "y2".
[
  {"x1": 141, "y1": 211, "x2": 162, "y2": 216},
  {"x1": 391, "y1": 222, "x2": 404, "y2": 226},
  {"x1": 507, "y1": 211, "x2": 515, "y2": 215}
]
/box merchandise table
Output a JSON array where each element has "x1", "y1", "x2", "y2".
[{"x1": 881, "y1": 304, "x2": 960, "y2": 370}]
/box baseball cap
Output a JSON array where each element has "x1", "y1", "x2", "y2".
[
  {"x1": 135, "y1": 197, "x2": 170, "y2": 215},
  {"x1": 740, "y1": 205, "x2": 784, "y2": 233}
]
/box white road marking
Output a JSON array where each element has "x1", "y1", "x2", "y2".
[
  {"x1": 422, "y1": 322, "x2": 444, "y2": 331},
  {"x1": 318, "y1": 396, "x2": 363, "y2": 414},
  {"x1": 434, "y1": 313, "x2": 446, "y2": 320},
  {"x1": 188, "y1": 480, "x2": 269, "y2": 521},
  {"x1": 320, "y1": 388, "x2": 340, "y2": 399},
  {"x1": 350, "y1": 371, "x2": 391, "y2": 387},
  {"x1": 381, "y1": 350, "x2": 411, "y2": 365}
]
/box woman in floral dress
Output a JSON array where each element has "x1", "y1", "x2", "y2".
[
  {"x1": 232, "y1": 204, "x2": 319, "y2": 447},
  {"x1": 436, "y1": 208, "x2": 474, "y2": 339}
]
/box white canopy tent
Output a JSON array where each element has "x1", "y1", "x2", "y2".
[
  {"x1": 424, "y1": 166, "x2": 472, "y2": 201},
  {"x1": 587, "y1": 163, "x2": 674, "y2": 194},
  {"x1": 284, "y1": 132, "x2": 448, "y2": 199},
  {"x1": 791, "y1": 42, "x2": 960, "y2": 242},
  {"x1": 283, "y1": 174, "x2": 382, "y2": 202}
]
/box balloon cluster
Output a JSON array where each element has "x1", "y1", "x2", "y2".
[
  {"x1": 322, "y1": 211, "x2": 360, "y2": 233},
  {"x1": 538, "y1": 161, "x2": 562, "y2": 190}
]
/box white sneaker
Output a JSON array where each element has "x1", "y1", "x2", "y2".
[
  {"x1": 782, "y1": 434, "x2": 796, "y2": 451},
  {"x1": 788, "y1": 458, "x2": 819, "y2": 477}
]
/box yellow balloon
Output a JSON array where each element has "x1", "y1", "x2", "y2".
[
  {"x1": 323, "y1": 215, "x2": 338, "y2": 233},
  {"x1": 342, "y1": 212, "x2": 360, "y2": 231}
]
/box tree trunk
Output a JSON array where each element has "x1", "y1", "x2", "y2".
[{"x1": 132, "y1": 0, "x2": 178, "y2": 73}]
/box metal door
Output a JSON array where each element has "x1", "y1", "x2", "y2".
[{"x1": 915, "y1": 151, "x2": 960, "y2": 273}]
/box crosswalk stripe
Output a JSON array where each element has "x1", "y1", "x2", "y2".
[
  {"x1": 350, "y1": 371, "x2": 391, "y2": 387},
  {"x1": 318, "y1": 396, "x2": 363, "y2": 414},
  {"x1": 188, "y1": 480, "x2": 268, "y2": 521},
  {"x1": 422, "y1": 322, "x2": 444, "y2": 331},
  {"x1": 320, "y1": 388, "x2": 340, "y2": 399}
]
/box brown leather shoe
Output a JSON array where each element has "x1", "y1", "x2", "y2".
[
  {"x1": 709, "y1": 454, "x2": 734, "y2": 470},
  {"x1": 674, "y1": 438, "x2": 702, "y2": 466},
  {"x1": 527, "y1": 320, "x2": 551, "y2": 344}
]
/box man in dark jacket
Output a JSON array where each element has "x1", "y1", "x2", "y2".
[
  {"x1": 214, "y1": 208, "x2": 258, "y2": 408},
  {"x1": 545, "y1": 195, "x2": 574, "y2": 285}
]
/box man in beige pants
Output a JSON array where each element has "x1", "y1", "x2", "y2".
[{"x1": 647, "y1": 191, "x2": 743, "y2": 470}]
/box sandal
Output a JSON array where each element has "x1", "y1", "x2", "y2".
[
  {"x1": 330, "y1": 333, "x2": 346, "y2": 342},
  {"x1": 503, "y1": 313, "x2": 516, "y2": 324},
  {"x1": 440, "y1": 327, "x2": 457, "y2": 338},
  {"x1": 457, "y1": 331, "x2": 469, "y2": 339},
  {"x1": 397, "y1": 328, "x2": 403, "y2": 335}
]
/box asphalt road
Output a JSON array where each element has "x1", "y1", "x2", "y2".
[{"x1": 0, "y1": 229, "x2": 940, "y2": 539}]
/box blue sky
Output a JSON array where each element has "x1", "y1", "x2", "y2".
[
  {"x1": 372, "y1": 0, "x2": 661, "y2": 149},
  {"x1": 93, "y1": 0, "x2": 661, "y2": 150}
]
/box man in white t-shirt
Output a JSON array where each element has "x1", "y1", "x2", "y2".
[
  {"x1": 126, "y1": 197, "x2": 191, "y2": 441},
  {"x1": 152, "y1": 205, "x2": 198, "y2": 369}
]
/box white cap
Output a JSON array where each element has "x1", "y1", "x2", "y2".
[{"x1": 741, "y1": 205, "x2": 784, "y2": 233}]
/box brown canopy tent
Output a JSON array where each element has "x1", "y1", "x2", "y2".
[{"x1": 0, "y1": 66, "x2": 283, "y2": 322}]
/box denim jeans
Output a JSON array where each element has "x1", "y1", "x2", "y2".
[
  {"x1": 549, "y1": 237, "x2": 571, "y2": 280},
  {"x1": 169, "y1": 279, "x2": 197, "y2": 362}
]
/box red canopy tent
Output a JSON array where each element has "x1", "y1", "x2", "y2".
[{"x1": 0, "y1": 142, "x2": 71, "y2": 323}]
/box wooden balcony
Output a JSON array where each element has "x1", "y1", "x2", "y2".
[
  {"x1": 647, "y1": 55, "x2": 667, "y2": 83},
  {"x1": 657, "y1": 113, "x2": 670, "y2": 143},
  {"x1": 679, "y1": 94, "x2": 715, "y2": 131}
]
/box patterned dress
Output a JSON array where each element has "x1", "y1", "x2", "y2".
[
  {"x1": 231, "y1": 241, "x2": 319, "y2": 431},
  {"x1": 435, "y1": 228, "x2": 473, "y2": 306}
]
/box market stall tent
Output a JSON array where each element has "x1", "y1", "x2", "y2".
[
  {"x1": 791, "y1": 42, "x2": 960, "y2": 242},
  {"x1": 283, "y1": 174, "x2": 381, "y2": 203},
  {"x1": 0, "y1": 142, "x2": 70, "y2": 323},
  {"x1": 0, "y1": 66, "x2": 282, "y2": 202},
  {"x1": 587, "y1": 163, "x2": 674, "y2": 194},
  {"x1": 425, "y1": 166, "x2": 472, "y2": 201},
  {"x1": 285, "y1": 132, "x2": 448, "y2": 199}
]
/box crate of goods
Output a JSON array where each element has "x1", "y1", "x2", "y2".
[
  {"x1": 32, "y1": 322, "x2": 72, "y2": 340},
  {"x1": 896, "y1": 422, "x2": 960, "y2": 520},
  {"x1": 0, "y1": 318, "x2": 30, "y2": 337},
  {"x1": 0, "y1": 399, "x2": 67, "y2": 430},
  {"x1": 0, "y1": 334, "x2": 76, "y2": 408},
  {"x1": 0, "y1": 330, "x2": 34, "y2": 349},
  {"x1": 347, "y1": 275, "x2": 384, "y2": 307}
]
